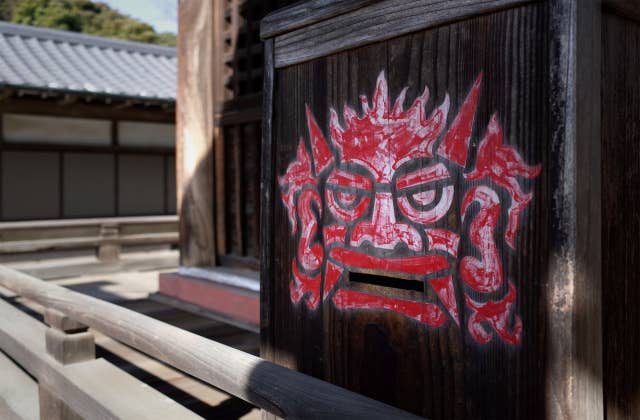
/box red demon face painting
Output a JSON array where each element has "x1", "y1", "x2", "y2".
[{"x1": 278, "y1": 71, "x2": 541, "y2": 346}]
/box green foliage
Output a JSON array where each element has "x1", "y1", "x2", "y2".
[
  {"x1": 0, "y1": 0, "x2": 21, "y2": 21},
  {"x1": 3, "y1": 0, "x2": 176, "y2": 46}
]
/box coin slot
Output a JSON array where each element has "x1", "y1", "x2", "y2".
[{"x1": 349, "y1": 271, "x2": 424, "y2": 293}]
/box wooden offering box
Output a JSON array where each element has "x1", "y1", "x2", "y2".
[{"x1": 261, "y1": 1, "x2": 639, "y2": 418}]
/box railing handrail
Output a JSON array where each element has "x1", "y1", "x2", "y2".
[
  {"x1": 0, "y1": 215, "x2": 178, "y2": 230},
  {"x1": 0, "y1": 266, "x2": 420, "y2": 419}
]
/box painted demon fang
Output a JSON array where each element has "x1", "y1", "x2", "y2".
[
  {"x1": 429, "y1": 275, "x2": 460, "y2": 326},
  {"x1": 279, "y1": 70, "x2": 541, "y2": 347},
  {"x1": 437, "y1": 72, "x2": 483, "y2": 166},
  {"x1": 465, "y1": 113, "x2": 542, "y2": 248},
  {"x1": 305, "y1": 105, "x2": 334, "y2": 176}
]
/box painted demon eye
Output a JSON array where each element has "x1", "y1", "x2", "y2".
[
  {"x1": 325, "y1": 169, "x2": 372, "y2": 222},
  {"x1": 396, "y1": 163, "x2": 454, "y2": 225},
  {"x1": 336, "y1": 190, "x2": 358, "y2": 206}
]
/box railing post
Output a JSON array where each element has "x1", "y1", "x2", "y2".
[
  {"x1": 39, "y1": 308, "x2": 95, "y2": 420},
  {"x1": 97, "y1": 222, "x2": 120, "y2": 262}
]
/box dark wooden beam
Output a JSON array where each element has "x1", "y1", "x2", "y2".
[
  {"x1": 0, "y1": 88, "x2": 14, "y2": 103},
  {"x1": 176, "y1": 0, "x2": 216, "y2": 267},
  {"x1": 260, "y1": 0, "x2": 376, "y2": 38},
  {"x1": 0, "y1": 97, "x2": 174, "y2": 123},
  {"x1": 272, "y1": 0, "x2": 533, "y2": 67}
]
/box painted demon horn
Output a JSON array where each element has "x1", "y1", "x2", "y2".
[
  {"x1": 436, "y1": 72, "x2": 483, "y2": 167},
  {"x1": 305, "y1": 105, "x2": 334, "y2": 176}
]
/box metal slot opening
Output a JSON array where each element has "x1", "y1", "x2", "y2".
[{"x1": 349, "y1": 272, "x2": 424, "y2": 293}]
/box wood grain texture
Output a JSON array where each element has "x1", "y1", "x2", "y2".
[
  {"x1": 272, "y1": 0, "x2": 534, "y2": 68},
  {"x1": 0, "y1": 350, "x2": 39, "y2": 420},
  {"x1": 264, "y1": 3, "x2": 551, "y2": 418},
  {"x1": 545, "y1": 1, "x2": 603, "y2": 418},
  {"x1": 214, "y1": 1, "x2": 296, "y2": 267},
  {"x1": 0, "y1": 266, "x2": 419, "y2": 419},
  {"x1": 45, "y1": 329, "x2": 95, "y2": 365},
  {"x1": 260, "y1": 37, "x2": 277, "y2": 366},
  {"x1": 604, "y1": 0, "x2": 640, "y2": 22},
  {"x1": 573, "y1": 1, "x2": 603, "y2": 418},
  {"x1": 44, "y1": 308, "x2": 87, "y2": 333},
  {"x1": 602, "y1": 12, "x2": 640, "y2": 420},
  {"x1": 213, "y1": 0, "x2": 228, "y2": 261},
  {"x1": 214, "y1": 126, "x2": 227, "y2": 256},
  {"x1": 176, "y1": 0, "x2": 216, "y2": 267},
  {"x1": 38, "y1": 386, "x2": 83, "y2": 420},
  {"x1": 244, "y1": 122, "x2": 262, "y2": 259},
  {"x1": 0, "y1": 297, "x2": 201, "y2": 420},
  {"x1": 260, "y1": 0, "x2": 376, "y2": 38}
]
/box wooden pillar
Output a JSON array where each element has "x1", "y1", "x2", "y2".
[
  {"x1": 176, "y1": 0, "x2": 216, "y2": 267},
  {"x1": 546, "y1": 1, "x2": 603, "y2": 418},
  {"x1": 40, "y1": 308, "x2": 95, "y2": 420}
]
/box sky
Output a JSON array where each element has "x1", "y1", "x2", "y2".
[{"x1": 99, "y1": 0, "x2": 177, "y2": 34}]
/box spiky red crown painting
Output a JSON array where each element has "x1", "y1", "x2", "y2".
[{"x1": 278, "y1": 71, "x2": 541, "y2": 346}]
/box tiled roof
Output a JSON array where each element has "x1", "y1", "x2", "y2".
[{"x1": 0, "y1": 21, "x2": 176, "y2": 103}]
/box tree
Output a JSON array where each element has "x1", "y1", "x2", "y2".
[
  {"x1": 0, "y1": 0, "x2": 20, "y2": 21},
  {"x1": 4, "y1": 0, "x2": 176, "y2": 46}
]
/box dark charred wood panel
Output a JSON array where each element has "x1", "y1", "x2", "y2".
[
  {"x1": 221, "y1": 121, "x2": 262, "y2": 260},
  {"x1": 215, "y1": 0, "x2": 299, "y2": 267},
  {"x1": 602, "y1": 12, "x2": 640, "y2": 420},
  {"x1": 243, "y1": 122, "x2": 262, "y2": 259},
  {"x1": 264, "y1": 3, "x2": 550, "y2": 418}
]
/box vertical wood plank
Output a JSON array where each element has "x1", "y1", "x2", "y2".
[
  {"x1": 176, "y1": 0, "x2": 216, "y2": 266},
  {"x1": 38, "y1": 386, "x2": 82, "y2": 420},
  {"x1": 234, "y1": 125, "x2": 245, "y2": 255},
  {"x1": 546, "y1": 0, "x2": 602, "y2": 418},
  {"x1": 260, "y1": 37, "x2": 275, "y2": 361},
  {"x1": 214, "y1": 125, "x2": 227, "y2": 256},
  {"x1": 111, "y1": 120, "x2": 119, "y2": 217},
  {"x1": 602, "y1": 12, "x2": 640, "y2": 420},
  {"x1": 244, "y1": 122, "x2": 261, "y2": 258},
  {"x1": 214, "y1": 0, "x2": 228, "y2": 260}
]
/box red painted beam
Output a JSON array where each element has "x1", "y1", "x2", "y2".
[{"x1": 158, "y1": 272, "x2": 259, "y2": 327}]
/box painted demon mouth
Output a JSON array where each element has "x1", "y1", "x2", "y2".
[
  {"x1": 325, "y1": 245, "x2": 458, "y2": 327},
  {"x1": 328, "y1": 247, "x2": 450, "y2": 278}
]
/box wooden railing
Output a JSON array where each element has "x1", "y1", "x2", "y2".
[
  {"x1": 0, "y1": 266, "x2": 419, "y2": 419},
  {"x1": 0, "y1": 216, "x2": 178, "y2": 261}
]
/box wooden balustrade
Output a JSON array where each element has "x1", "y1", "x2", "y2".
[
  {"x1": 0, "y1": 215, "x2": 178, "y2": 261},
  {"x1": 0, "y1": 265, "x2": 419, "y2": 419},
  {"x1": 0, "y1": 292, "x2": 198, "y2": 419}
]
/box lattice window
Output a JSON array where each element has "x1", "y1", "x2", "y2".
[{"x1": 215, "y1": 0, "x2": 297, "y2": 268}]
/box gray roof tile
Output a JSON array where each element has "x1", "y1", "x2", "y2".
[{"x1": 0, "y1": 21, "x2": 176, "y2": 102}]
